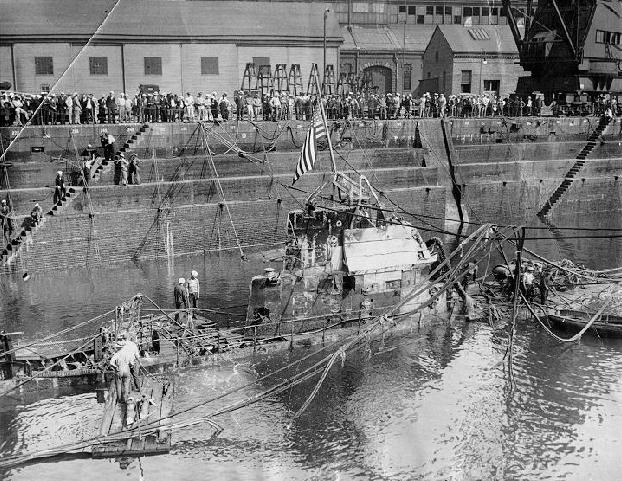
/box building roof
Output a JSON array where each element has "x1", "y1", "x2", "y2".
[
  {"x1": 388, "y1": 25, "x2": 437, "y2": 51},
  {"x1": 432, "y1": 25, "x2": 519, "y2": 55},
  {"x1": 0, "y1": 0, "x2": 342, "y2": 45},
  {"x1": 341, "y1": 24, "x2": 435, "y2": 53}
]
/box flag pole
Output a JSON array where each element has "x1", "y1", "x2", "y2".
[
  {"x1": 316, "y1": 71, "x2": 337, "y2": 175},
  {"x1": 315, "y1": 70, "x2": 338, "y2": 200}
]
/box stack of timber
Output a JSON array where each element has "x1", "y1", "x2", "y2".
[{"x1": 93, "y1": 376, "x2": 173, "y2": 458}]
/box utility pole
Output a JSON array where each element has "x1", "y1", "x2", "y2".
[{"x1": 323, "y1": 8, "x2": 330, "y2": 95}]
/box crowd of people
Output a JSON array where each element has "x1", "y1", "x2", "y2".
[{"x1": 1, "y1": 89, "x2": 619, "y2": 127}]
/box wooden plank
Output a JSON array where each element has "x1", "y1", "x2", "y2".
[
  {"x1": 100, "y1": 381, "x2": 118, "y2": 436},
  {"x1": 158, "y1": 381, "x2": 173, "y2": 442}
]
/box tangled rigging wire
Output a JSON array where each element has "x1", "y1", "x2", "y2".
[{"x1": 0, "y1": 224, "x2": 512, "y2": 469}]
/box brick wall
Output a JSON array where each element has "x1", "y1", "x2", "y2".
[{"x1": 8, "y1": 183, "x2": 447, "y2": 273}]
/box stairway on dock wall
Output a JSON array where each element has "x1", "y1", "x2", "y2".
[
  {"x1": 537, "y1": 117, "x2": 612, "y2": 217},
  {"x1": 0, "y1": 124, "x2": 151, "y2": 267}
]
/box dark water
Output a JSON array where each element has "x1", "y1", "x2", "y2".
[{"x1": 1, "y1": 211, "x2": 621, "y2": 481}]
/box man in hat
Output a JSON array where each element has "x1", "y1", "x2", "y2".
[
  {"x1": 83, "y1": 94, "x2": 97, "y2": 124},
  {"x1": 106, "y1": 91, "x2": 116, "y2": 123},
  {"x1": 109, "y1": 333, "x2": 140, "y2": 404},
  {"x1": 521, "y1": 265, "x2": 536, "y2": 301},
  {"x1": 53, "y1": 171, "x2": 66, "y2": 205},
  {"x1": 101, "y1": 132, "x2": 116, "y2": 164},
  {"x1": 116, "y1": 152, "x2": 129, "y2": 186},
  {"x1": 0, "y1": 199, "x2": 12, "y2": 242},
  {"x1": 30, "y1": 202, "x2": 43, "y2": 226},
  {"x1": 173, "y1": 277, "x2": 188, "y2": 323},
  {"x1": 187, "y1": 270, "x2": 200, "y2": 309}
]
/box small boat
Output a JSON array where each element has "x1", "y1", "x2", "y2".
[{"x1": 546, "y1": 308, "x2": 622, "y2": 337}]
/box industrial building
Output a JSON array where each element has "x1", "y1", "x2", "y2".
[
  {"x1": 0, "y1": 0, "x2": 535, "y2": 97},
  {"x1": 0, "y1": 0, "x2": 341, "y2": 97},
  {"x1": 420, "y1": 24, "x2": 525, "y2": 96}
]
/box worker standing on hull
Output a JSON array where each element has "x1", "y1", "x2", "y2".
[{"x1": 109, "y1": 334, "x2": 140, "y2": 404}]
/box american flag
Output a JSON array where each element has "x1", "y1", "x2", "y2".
[{"x1": 292, "y1": 106, "x2": 327, "y2": 185}]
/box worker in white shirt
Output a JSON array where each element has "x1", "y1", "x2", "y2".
[
  {"x1": 109, "y1": 334, "x2": 141, "y2": 403},
  {"x1": 187, "y1": 270, "x2": 200, "y2": 309}
]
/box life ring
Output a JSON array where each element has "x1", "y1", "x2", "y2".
[{"x1": 335, "y1": 220, "x2": 342, "y2": 228}]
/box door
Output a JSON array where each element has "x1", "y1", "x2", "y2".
[{"x1": 363, "y1": 66, "x2": 393, "y2": 94}]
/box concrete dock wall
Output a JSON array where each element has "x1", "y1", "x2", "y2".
[{"x1": 1, "y1": 117, "x2": 620, "y2": 274}]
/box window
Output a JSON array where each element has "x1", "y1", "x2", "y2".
[
  {"x1": 463, "y1": 7, "x2": 472, "y2": 16},
  {"x1": 472, "y1": 7, "x2": 480, "y2": 16},
  {"x1": 461, "y1": 70, "x2": 472, "y2": 93},
  {"x1": 454, "y1": 15, "x2": 462, "y2": 24},
  {"x1": 144, "y1": 57, "x2": 162, "y2": 75},
  {"x1": 89, "y1": 57, "x2": 108, "y2": 75},
  {"x1": 484, "y1": 79, "x2": 500, "y2": 94},
  {"x1": 253, "y1": 56, "x2": 270, "y2": 67},
  {"x1": 372, "y1": 3, "x2": 385, "y2": 13},
  {"x1": 596, "y1": 30, "x2": 605, "y2": 43},
  {"x1": 201, "y1": 57, "x2": 219, "y2": 75},
  {"x1": 408, "y1": 5, "x2": 416, "y2": 15},
  {"x1": 403, "y1": 64, "x2": 412, "y2": 91},
  {"x1": 482, "y1": 7, "x2": 489, "y2": 16},
  {"x1": 352, "y1": 2, "x2": 368, "y2": 12},
  {"x1": 399, "y1": 5, "x2": 406, "y2": 13},
  {"x1": 426, "y1": 6, "x2": 433, "y2": 15},
  {"x1": 342, "y1": 62, "x2": 353, "y2": 73},
  {"x1": 40, "y1": 83, "x2": 50, "y2": 93},
  {"x1": 35, "y1": 57, "x2": 53, "y2": 75},
  {"x1": 417, "y1": 14, "x2": 424, "y2": 24},
  {"x1": 596, "y1": 30, "x2": 621, "y2": 45},
  {"x1": 435, "y1": 51, "x2": 439, "y2": 62},
  {"x1": 491, "y1": 7, "x2": 499, "y2": 15},
  {"x1": 445, "y1": 6, "x2": 452, "y2": 15},
  {"x1": 436, "y1": 6, "x2": 443, "y2": 15},
  {"x1": 605, "y1": 31, "x2": 612, "y2": 44}
]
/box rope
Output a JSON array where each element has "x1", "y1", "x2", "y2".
[
  {"x1": 0, "y1": 331, "x2": 103, "y2": 399},
  {"x1": 200, "y1": 125, "x2": 246, "y2": 260},
  {"x1": 0, "y1": 224, "x2": 505, "y2": 468},
  {"x1": 1, "y1": 307, "x2": 116, "y2": 358},
  {"x1": 524, "y1": 293, "x2": 613, "y2": 343}
]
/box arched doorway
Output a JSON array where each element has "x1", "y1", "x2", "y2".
[{"x1": 363, "y1": 66, "x2": 393, "y2": 94}]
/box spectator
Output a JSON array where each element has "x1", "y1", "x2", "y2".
[
  {"x1": 197, "y1": 92, "x2": 207, "y2": 121},
  {"x1": 252, "y1": 93, "x2": 261, "y2": 120},
  {"x1": 53, "y1": 171, "x2": 66, "y2": 205},
  {"x1": 116, "y1": 152, "x2": 129, "y2": 186},
  {"x1": 0, "y1": 199, "x2": 12, "y2": 242},
  {"x1": 185, "y1": 92, "x2": 195, "y2": 122},
  {"x1": 219, "y1": 93, "x2": 230, "y2": 121},
  {"x1": 106, "y1": 91, "x2": 117, "y2": 123},
  {"x1": 72, "y1": 94, "x2": 82, "y2": 124},
  {"x1": 235, "y1": 91, "x2": 245, "y2": 120},
  {"x1": 30, "y1": 202, "x2": 43, "y2": 226},
  {"x1": 210, "y1": 92, "x2": 219, "y2": 121},
  {"x1": 101, "y1": 133, "x2": 116, "y2": 164},
  {"x1": 128, "y1": 153, "x2": 140, "y2": 185}
]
